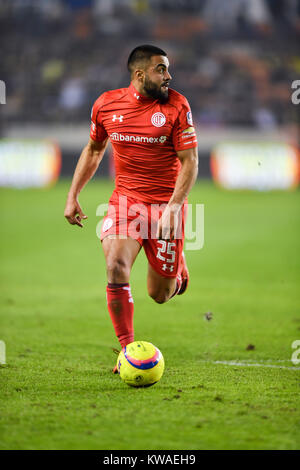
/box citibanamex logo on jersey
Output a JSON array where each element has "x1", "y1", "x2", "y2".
[
  {"x1": 110, "y1": 132, "x2": 167, "y2": 144},
  {"x1": 151, "y1": 112, "x2": 166, "y2": 127}
]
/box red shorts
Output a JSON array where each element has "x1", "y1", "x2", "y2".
[{"x1": 100, "y1": 190, "x2": 187, "y2": 278}]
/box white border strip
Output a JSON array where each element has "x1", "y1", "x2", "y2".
[{"x1": 199, "y1": 360, "x2": 300, "y2": 370}]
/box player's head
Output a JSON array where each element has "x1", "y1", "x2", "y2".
[{"x1": 127, "y1": 45, "x2": 172, "y2": 103}]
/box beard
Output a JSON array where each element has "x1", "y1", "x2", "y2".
[{"x1": 143, "y1": 76, "x2": 169, "y2": 103}]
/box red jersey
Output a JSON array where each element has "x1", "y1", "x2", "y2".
[{"x1": 90, "y1": 83, "x2": 197, "y2": 203}]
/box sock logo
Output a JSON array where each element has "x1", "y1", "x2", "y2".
[{"x1": 123, "y1": 286, "x2": 134, "y2": 303}]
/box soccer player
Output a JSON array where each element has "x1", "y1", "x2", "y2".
[{"x1": 64, "y1": 45, "x2": 198, "y2": 370}]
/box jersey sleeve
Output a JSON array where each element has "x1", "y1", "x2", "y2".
[
  {"x1": 172, "y1": 97, "x2": 198, "y2": 152},
  {"x1": 90, "y1": 95, "x2": 108, "y2": 142}
]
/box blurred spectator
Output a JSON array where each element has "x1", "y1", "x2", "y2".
[
  {"x1": 265, "y1": 0, "x2": 300, "y2": 31},
  {"x1": 201, "y1": 0, "x2": 271, "y2": 34},
  {"x1": 253, "y1": 107, "x2": 277, "y2": 129},
  {"x1": 59, "y1": 78, "x2": 87, "y2": 111}
]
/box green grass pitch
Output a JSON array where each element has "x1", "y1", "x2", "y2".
[{"x1": 0, "y1": 179, "x2": 299, "y2": 450}]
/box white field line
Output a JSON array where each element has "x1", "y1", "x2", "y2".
[
  {"x1": 199, "y1": 360, "x2": 300, "y2": 371},
  {"x1": 234, "y1": 359, "x2": 292, "y2": 363}
]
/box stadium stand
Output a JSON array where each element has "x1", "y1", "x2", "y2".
[{"x1": 1, "y1": 0, "x2": 299, "y2": 176}]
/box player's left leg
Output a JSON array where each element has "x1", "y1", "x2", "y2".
[
  {"x1": 177, "y1": 250, "x2": 189, "y2": 295},
  {"x1": 144, "y1": 201, "x2": 188, "y2": 303},
  {"x1": 144, "y1": 236, "x2": 188, "y2": 303},
  {"x1": 147, "y1": 263, "x2": 179, "y2": 304}
]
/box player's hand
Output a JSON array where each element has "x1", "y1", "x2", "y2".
[
  {"x1": 156, "y1": 203, "x2": 181, "y2": 240},
  {"x1": 64, "y1": 198, "x2": 88, "y2": 228}
]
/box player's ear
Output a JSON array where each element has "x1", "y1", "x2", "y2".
[{"x1": 135, "y1": 69, "x2": 145, "y2": 82}]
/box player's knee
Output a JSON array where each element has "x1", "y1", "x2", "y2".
[
  {"x1": 106, "y1": 257, "x2": 130, "y2": 282},
  {"x1": 148, "y1": 287, "x2": 171, "y2": 304},
  {"x1": 150, "y1": 293, "x2": 168, "y2": 304}
]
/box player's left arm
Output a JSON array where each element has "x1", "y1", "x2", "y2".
[
  {"x1": 157, "y1": 146, "x2": 198, "y2": 240},
  {"x1": 169, "y1": 146, "x2": 199, "y2": 206}
]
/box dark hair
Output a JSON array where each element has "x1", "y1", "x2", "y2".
[{"x1": 127, "y1": 45, "x2": 167, "y2": 74}]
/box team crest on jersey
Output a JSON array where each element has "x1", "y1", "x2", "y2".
[{"x1": 151, "y1": 112, "x2": 166, "y2": 127}]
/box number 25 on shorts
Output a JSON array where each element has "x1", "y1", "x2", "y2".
[{"x1": 156, "y1": 240, "x2": 176, "y2": 263}]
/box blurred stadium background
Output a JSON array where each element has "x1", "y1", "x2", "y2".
[{"x1": 1, "y1": 0, "x2": 299, "y2": 187}]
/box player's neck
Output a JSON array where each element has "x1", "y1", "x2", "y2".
[{"x1": 131, "y1": 80, "x2": 153, "y2": 100}]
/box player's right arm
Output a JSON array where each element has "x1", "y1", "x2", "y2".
[
  {"x1": 65, "y1": 94, "x2": 109, "y2": 227},
  {"x1": 64, "y1": 137, "x2": 108, "y2": 227}
]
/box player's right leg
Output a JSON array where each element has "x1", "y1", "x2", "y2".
[
  {"x1": 102, "y1": 235, "x2": 141, "y2": 284},
  {"x1": 102, "y1": 235, "x2": 141, "y2": 371}
]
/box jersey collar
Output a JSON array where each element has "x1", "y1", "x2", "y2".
[{"x1": 128, "y1": 83, "x2": 157, "y2": 104}]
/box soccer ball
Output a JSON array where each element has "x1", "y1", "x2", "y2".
[{"x1": 117, "y1": 341, "x2": 164, "y2": 388}]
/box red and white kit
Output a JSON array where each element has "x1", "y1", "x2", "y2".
[{"x1": 90, "y1": 83, "x2": 197, "y2": 277}]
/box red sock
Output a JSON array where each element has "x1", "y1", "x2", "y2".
[{"x1": 106, "y1": 283, "x2": 134, "y2": 348}]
